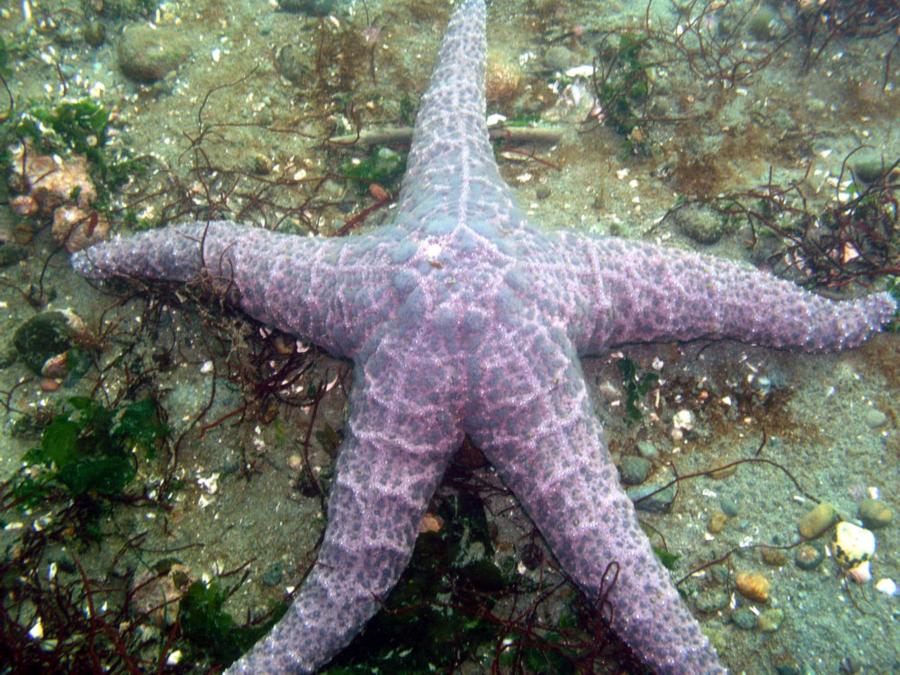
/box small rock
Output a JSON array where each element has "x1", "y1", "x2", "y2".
[
  {"x1": 851, "y1": 152, "x2": 896, "y2": 185},
  {"x1": 720, "y1": 497, "x2": 739, "y2": 517},
  {"x1": 13, "y1": 311, "x2": 75, "y2": 374},
  {"x1": 707, "y1": 511, "x2": 729, "y2": 534},
  {"x1": 874, "y1": 578, "x2": 897, "y2": 596},
  {"x1": 794, "y1": 542, "x2": 824, "y2": 571},
  {"x1": 117, "y1": 24, "x2": 191, "y2": 83},
  {"x1": 618, "y1": 455, "x2": 651, "y2": 485},
  {"x1": 40, "y1": 378, "x2": 61, "y2": 392},
  {"x1": 757, "y1": 608, "x2": 784, "y2": 632},
  {"x1": 693, "y1": 588, "x2": 729, "y2": 613},
  {"x1": 674, "y1": 205, "x2": 728, "y2": 245},
  {"x1": 858, "y1": 498, "x2": 892, "y2": 529},
  {"x1": 275, "y1": 44, "x2": 310, "y2": 85},
  {"x1": 747, "y1": 6, "x2": 781, "y2": 41},
  {"x1": 735, "y1": 571, "x2": 770, "y2": 603},
  {"x1": 535, "y1": 185, "x2": 551, "y2": 200},
  {"x1": 731, "y1": 607, "x2": 757, "y2": 630},
  {"x1": 83, "y1": 20, "x2": 106, "y2": 47},
  {"x1": 636, "y1": 440, "x2": 658, "y2": 459},
  {"x1": 863, "y1": 408, "x2": 887, "y2": 428},
  {"x1": 760, "y1": 545, "x2": 787, "y2": 567},
  {"x1": 261, "y1": 563, "x2": 284, "y2": 587},
  {"x1": 627, "y1": 480, "x2": 676, "y2": 513},
  {"x1": 798, "y1": 502, "x2": 837, "y2": 539},
  {"x1": 543, "y1": 45, "x2": 578, "y2": 71}
]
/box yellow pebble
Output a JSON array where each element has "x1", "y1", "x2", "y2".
[{"x1": 735, "y1": 571, "x2": 770, "y2": 603}]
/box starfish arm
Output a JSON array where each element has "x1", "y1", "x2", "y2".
[
  {"x1": 71, "y1": 221, "x2": 377, "y2": 357},
  {"x1": 228, "y1": 334, "x2": 463, "y2": 674},
  {"x1": 467, "y1": 330, "x2": 724, "y2": 674},
  {"x1": 577, "y1": 236, "x2": 896, "y2": 353},
  {"x1": 395, "y1": 0, "x2": 523, "y2": 235}
]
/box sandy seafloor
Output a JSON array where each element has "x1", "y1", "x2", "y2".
[{"x1": 0, "y1": 0, "x2": 897, "y2": 673}]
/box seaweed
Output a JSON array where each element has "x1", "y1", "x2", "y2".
[{"x1": 11, "y1": 397, "x2": 168, "y2": 524}]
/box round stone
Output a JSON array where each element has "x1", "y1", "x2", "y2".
[
  {"x1": 794, "y1": 542, "x2": 824, "y2": 571},
  {"x1": 618, "y1": 455, "x2": 652, "y2": 485},
  {"x1": 798, "y1": 502, "x2": 837, "y2": 539},
  {"x1": 117, "y1": 25, "x2": 191, "y2": 83},
  {"x1": 858, "y1": 498, "x2": 893, "y2": 529}
]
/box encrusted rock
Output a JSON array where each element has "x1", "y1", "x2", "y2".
[
  {"x1": 10, "y1": 143, "x2": 97, "y2": 214},
  {"x1": 52, "y1": 205, "x2": 110, "y2": 253},
  {"x1": 117, "y1": 24, "x2": 191, "y2": 83}
]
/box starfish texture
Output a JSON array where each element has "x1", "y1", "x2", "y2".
[{"x1": 73, "y1": 1, "x2": 896, "y2": 673}]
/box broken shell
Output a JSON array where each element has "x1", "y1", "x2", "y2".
[{"x1": 41, "y1": 351, "x2": 68, "y2": 378}]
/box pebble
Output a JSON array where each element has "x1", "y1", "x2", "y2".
[
  {"x1": 731, "y1": 607, "x2": 757, "y2": 630},
  {"x1": 117, "y1": 25, "x2": 191, "y2": 83},
  {"x1": 858, "y1": 498, "x2": 892, "y2": 529},
  {"x1": 794, "y1": 542, "x2": 824, "y2": 571},
  {"x1": 261, "y1": 563, "x2": 284, "y2": 587},
  {"x1": 798, "y1": 502, "x2": 837, "y2": 539},
  {"x1": 627, "y1": 480, "x2": 676, "y2": 512},
  {"x1": 674, "y1": 205, "x2": 729, "y2": 245},
  {"x1": 874, "y1": 578, "x2": 896, "y2": 596},
  {"x1": 636, "y1": 440, "x2": 658, "y2": 459},
  {"x1": 707, "y1": 511, "x2": 729, "y2": 534},
  {"x1": 757, "y1": 608, "x2": 784, "y2": 632},
  {"x1": 693, "y1": 588, "x2": 729, "y2": 613},
  {"x1": 720, "y1": 497, "x2": 739, "y2": 517},
  {"x1": 535, "y1": 185, "x2": 551, "y2": 200},
  {"x1": 760, "y1": 546, "x2": 787, "y2": 567},
  {"x1": 735, "y1": 571, "x2": 770, "y2": 603},
  {"x1": 618, "y1": 455, "x2": 652, "y2": 485},
  {"x1": 543, "y1": 45, "x2": 578, "y2": 71},
  {"x1": 863, "y1": 408, "x2": 887, "y2": 428}
]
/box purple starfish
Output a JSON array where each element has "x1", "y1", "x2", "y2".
[{"x1": 73, "y1": 0, "x2": 895, "y2": 672}]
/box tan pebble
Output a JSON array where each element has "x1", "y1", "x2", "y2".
[
  {"x1": 39, "y1": 378, "x2": 61, "y2": 392},
  {"x1": 368, "y1": 183, "x2": 390, "y2": 202},
  {"x1": 798, "y1": 502, "x2": 837, "y2": 539},
  {"x1": 707, "y1": 511, "x2": 729, "y2": 534},
  {"x1": 735, "y1": 571, "x2": 770, "y2": 603},
  {"x1": 418, "y1": 512, "x2": 444, "y2": 534},
  {"x1": 760, "y1": 545, "x2": 787, "y2": 567}
]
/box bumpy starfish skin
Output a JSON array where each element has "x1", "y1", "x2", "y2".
[{"x1": 72, "y1": 1, "x2": 896, "y2": 673}]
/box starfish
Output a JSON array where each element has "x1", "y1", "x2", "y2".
[{"x1": 73, "y1": 1, "x2": 896, "y2": 672}]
